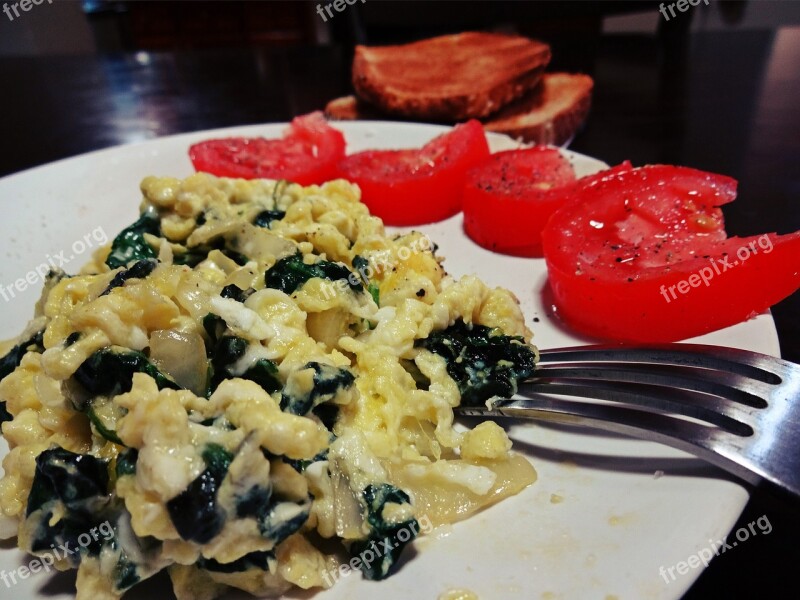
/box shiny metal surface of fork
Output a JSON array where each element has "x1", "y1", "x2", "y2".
[{"x1": 454, "y1": 344, "x2": 800, "y2": 501}]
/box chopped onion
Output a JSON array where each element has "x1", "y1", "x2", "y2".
[
  {"x1": 224, "y1": 222, "x2": 296, "y2": 263},
  {"x1": 306, "y1": 309, "x2": 353, "y2": 350},
  {"x1": 149, "y1": 329, "x2": 207, "y2": 395},
  {"x1": 330, "y1": 464, "x2": 364, "y2": 539}
]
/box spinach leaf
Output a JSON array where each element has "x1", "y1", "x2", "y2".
[
  {"x1": 0, "y1": 404, "x2": 10, "y2": 425},
  {"x1": 109, "y1": 514, "x2": 166, "y2": 593},
  {"x1": 416, "y1": 319, "x2": 537, "y2": 406},
  {"x1": 257, "y1": 498, "x2": 310, "y2": 542},
  {"x1": 312, "y1": 403, "x2": 339, "y2": 432},
  {"x1": 353, "y1": 255, "x2": 380, "y2": 306},
  {"x1": 265, "y1": 253, "x2": 362, "y2": 295},
  {"x1": 352, "y1": 255, "x2": 369, "y2": 274},
  {"x1": 27, "y1": 448, "x2": 163, "y2": 593},
  {"x1": 232, "y1": 466, "x2": 311, "y2": 544},
  {"x1": 26, "y1": 447, "x2": 112, "y2": 560},
  {"x1": 70, "y1": 349, "x2": 181, "y2": 441},
  {"x1": 400, "y1": 359, "x2": 430, "y2": 391},
  {"x1": 198, "y1": 551, "x2": 274, "y2": 573},
  {"x1": 106, "y1": 213, "x2": 161, "y2": 269},
  {"x1": 350, "y1": 483, "x2": 419, "y2": 580},
  {"x1": 280, "y1": 362, "x2": 354, "y2": 416},
  {"x1": 166, "y1": 443, "x2": 232, "y2": 544},
  {"x1": 253, "y1": 209, "x2": 286, "y2": 228},
  {"x1": 284, "y1": 446, "x2": 329, "y2": 474},
  {"x1": 73, "y1": 348, "x2": 181, "y2": 401},
  {"x1": 202, "y1": 313, "x2": 227, "y2": 347},
  {"x1": 27, "y1": 447, "x2": 110, "y2": 516},
  {"x1": 220, "y1": 284, "x2": 255, "y2": 303},
  {"x1": 86, "y1": 400, "x2": 125, "y2": 445},
  {"x1": 208, "y1": 335, "x2": 246, "y2": 393},
  {"x1": 0, "y1": 330, "x2": 45, "y2": 423},
  {"x1": 241, "y1": 358, "x2": 281, "y2": 393},
  {"x1": 114, "y1": 555, "x2": 141, "y2": 590},
  {"x1": 115, "y1": 448, "x2": 139, "y2": 478},
  {"x1": 0, "y1": 330, "x2": 44, "y2": 381},
  {"x1": 208, "y1": 335, "x2": 280, "y2": 395},
  {"x1": 101, "y1": 259, "x2": 158, "y2": 296},
  {"x1": 234, "y1": 484, "x2": 272, "y2": 519},
  {"x1": 208, "y1": 335, "x2": 242, "y2": 382},
  {"x1": 367, "y1": 283, "x2": 380, "y2": 306}
]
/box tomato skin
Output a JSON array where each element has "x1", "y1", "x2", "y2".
[
  {"x1": 463, "y1": 147, "x2": 574, "y2": 256},
  {"x1": 463, "y1": 151, "x2": 634, "y2": 257},
  {"x1": 338, "y1": 120, "x2": 490, "y2": 226},
  {"x1": 188, "y1": 112, "x2": 345, "y2": 186},
  {"x1": 542, "y1": 165, "x2": 800, "y2": 342}
]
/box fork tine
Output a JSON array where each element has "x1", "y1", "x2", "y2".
[
  {"x1": 459, "y1": 396, "x2": 761, "y2": 487},
  {"x1": 538, "y1": 344, "x2": 785, "y2": 385},
  {"x1": 518, "y1": 378, "x2": 755, "y2": 436},
  {"x1": 534, "y1": 362, "x2": 769, "y2": 408}
]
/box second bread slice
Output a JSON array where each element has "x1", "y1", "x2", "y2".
[
  {"x1": 484, "y1": 73, "x2": 594, "y2": 146},
  {"x1": 326, "y1": 73, "x2": 593, "y2": 147}
]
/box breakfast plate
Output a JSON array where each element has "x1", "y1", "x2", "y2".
[{"x1": 0, "y1": 121, "x2": 779, "y2": 599}]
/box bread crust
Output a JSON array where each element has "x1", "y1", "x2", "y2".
[
  {"x1": 484, "y1": 73, "x2": 593, "y2": 146},
  {"x1": 352, "y1": 32, "x2": 551, "y2": 121}
]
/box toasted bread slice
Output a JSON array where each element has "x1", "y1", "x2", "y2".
[
  {"x1": 352, "y1": 32, "x2": 551, "y2": 121},
  {"x1": 325, "y1": 72, "x2": 593, "y2": 147},
  {"x1": 484, "y1": 73, "x2": 593, "y2": 146}
]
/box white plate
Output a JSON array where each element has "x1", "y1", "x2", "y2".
[{"x1": 0, "y1": 122, "x2": 779, "y2": 600}]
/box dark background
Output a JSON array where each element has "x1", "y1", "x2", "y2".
[{"x1": 1, "y1": 1, "x2": 799, "y2": 598}]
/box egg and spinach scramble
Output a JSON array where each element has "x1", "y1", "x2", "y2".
[{"x1": 0, "y1": 173, "x2": 537, "y2": 599}]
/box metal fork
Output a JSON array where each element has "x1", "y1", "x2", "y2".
[{"x1": 454, "y1": 344, "x2": 800, "y2": 501}]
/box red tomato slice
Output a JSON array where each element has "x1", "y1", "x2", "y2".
[
  {"x1": 463, "y1": 147, "x2": 620, "y2": 256},
  {"x1": 189, "y1": 112, "x2": 345, "y2": 186},
  {"x1": 337, "y1": 120, "x2": 490, "y2": 226},
  {"x1": 542, "y1": 164, "x2": 800, "y2": 342}
]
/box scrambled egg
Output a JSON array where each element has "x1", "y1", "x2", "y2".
[{"x1": 0, "y1": 174, "x2": 537, "y2": 599}]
